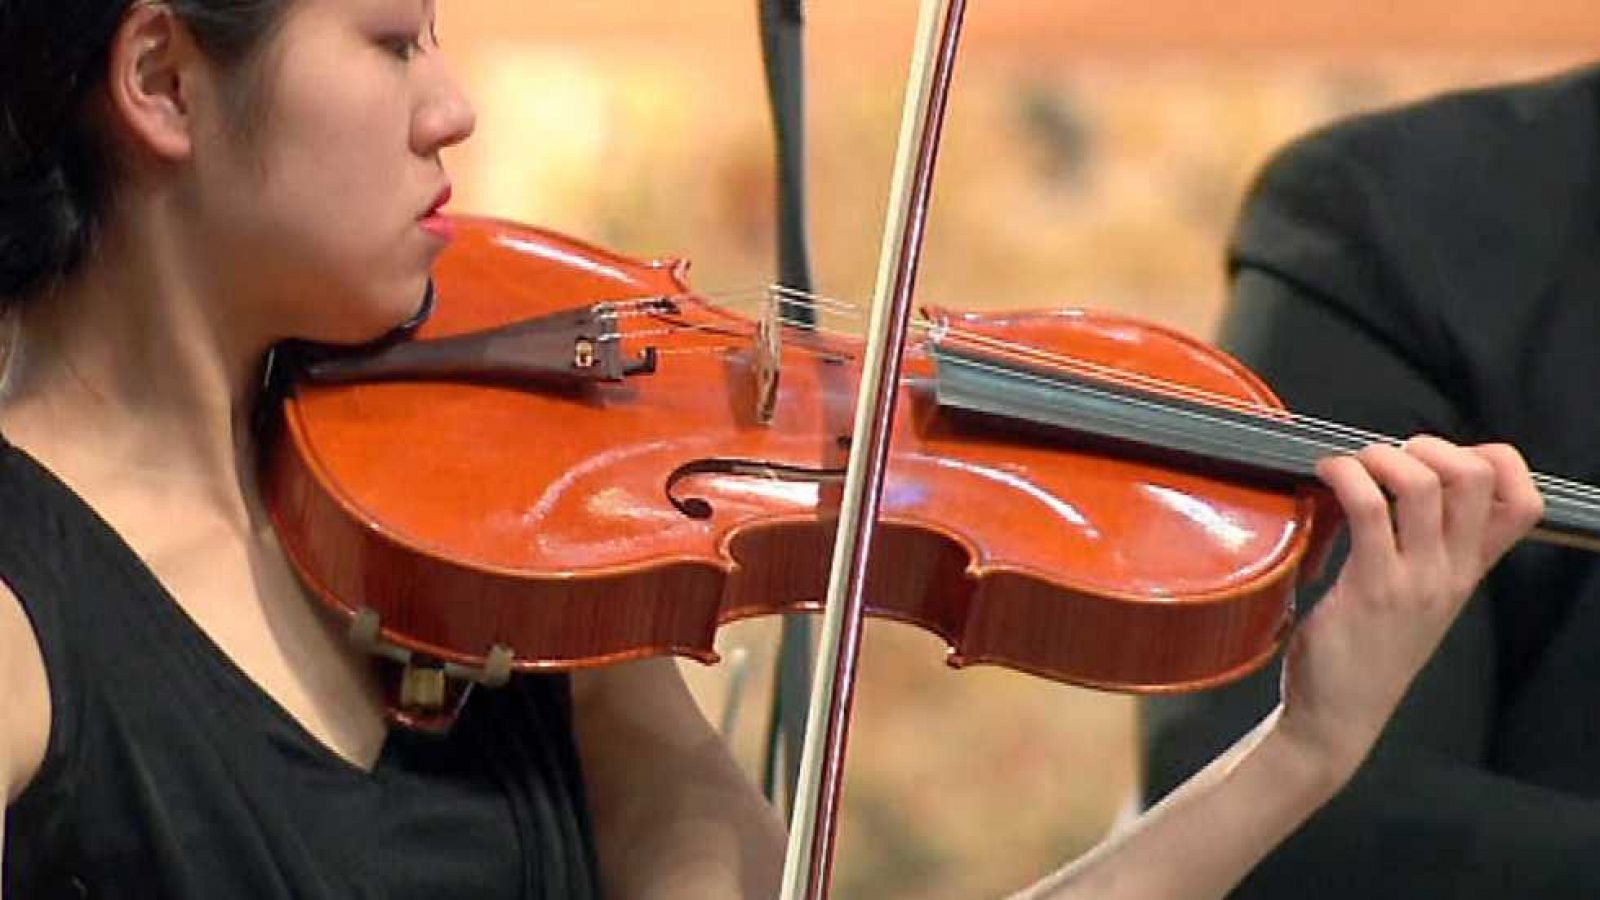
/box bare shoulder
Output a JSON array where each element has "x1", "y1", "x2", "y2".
[
  {"x1": 571, "y1": 658, "x2": 698, "y2": 712},
  {"x1": 0, "y1": 578, "x2": 49, "y2": 803},
  {"x1": 570, "y1": 659, "x2": 719, "y2": 752}
]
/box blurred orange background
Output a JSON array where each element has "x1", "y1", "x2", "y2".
[{"x1": 438, "y1": 3, "x2": 1598, "y2": 897}]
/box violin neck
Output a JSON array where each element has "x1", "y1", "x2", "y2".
[{"x1": 930, "y1": 344, "x2": 1600, "y2": 554}]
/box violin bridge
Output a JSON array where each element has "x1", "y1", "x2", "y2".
[{"x1": 752, "y1": 286, "x2": 783, "y2": 424}]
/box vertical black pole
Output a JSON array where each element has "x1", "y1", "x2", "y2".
[{"x1": 756, "y1": 0, "x2": 815, "y2": 812}]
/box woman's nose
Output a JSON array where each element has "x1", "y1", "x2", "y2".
[{"x1": 413, "y1": 56, "x2": 478, "y2": 153}]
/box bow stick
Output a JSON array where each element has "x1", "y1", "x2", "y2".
[{"x1": 779, "y1": 0, "x2": 969, "y2": 896}]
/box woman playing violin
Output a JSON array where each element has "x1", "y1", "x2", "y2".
[{"x1": 0, "y1": 0, "x2": 1544, "y2": 897}]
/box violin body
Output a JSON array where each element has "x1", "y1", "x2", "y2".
[{"x1": 263, "y1": 215, "x2": 1331, "y2": 707}]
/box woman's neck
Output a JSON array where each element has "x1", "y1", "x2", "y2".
[{"x1": 0, "y1": 210, "x2": 271, "y2": 529}]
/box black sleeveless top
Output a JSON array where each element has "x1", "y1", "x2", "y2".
[{"x1": 0, "y1": 437, "x2": 601, "y2": 899}]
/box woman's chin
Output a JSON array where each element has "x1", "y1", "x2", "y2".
[{"x1": 312, "y1": 283, "x2": 433, "y2": 347}]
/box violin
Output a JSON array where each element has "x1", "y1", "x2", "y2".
[
  {"x1": 259, "y1": 211, "x2": 1600, "y2": 709},
  {"x1": 263, "y1": 214, "x2": 1303, "y2": 720}
]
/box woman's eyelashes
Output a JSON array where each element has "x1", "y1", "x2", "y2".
[
  {"x1": 369, "y1": 0, "x2": 439, "y2": 60},
  {"x1": 376, "y1": 31, "x2": 425, "y2": 61},
  {"x1": 375, "y1": 16, "x2": 437, "y2": 63}
]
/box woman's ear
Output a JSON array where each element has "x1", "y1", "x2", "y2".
[{"x1": 103, "y1": 2, "x2": 204, "y2": 162}]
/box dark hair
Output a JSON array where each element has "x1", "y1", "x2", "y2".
[{"x1": 0, "y1": 0, "x2": 292, "y2": 302}]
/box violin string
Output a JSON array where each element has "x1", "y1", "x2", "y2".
[
  {"x1": 767, "y1": 292, "x2": 1600, "y2": 504},
  {"x1": 809, "y1": 309, "x2": 1596, "y2": 508},
  {"x1": 933, "y1": 349, "x2": 1366, "y2": 464},
  {"x1": 937, "y1": 328, "x2": 1600, "y2": 505},
  {"x1": 636, "y1": 295, "x2": 1361, "y2": 471},
  {"x1": 702, "y1": 292, "x2": 1600, "y2": 505},
  {"x1": 761, "y1": 286, "x2": 1391, "y2": 443},
  {"x1": 604, "y1": 298, "x2": 857, "y2": 365},
  {"x1": 767, "y1": 284, "x2": 871, "y2": 316},
  {"x1": 598, "y1": 289, "x2": 862, "y2": 357},
  {"x1": 932, "y1": 330, "x2": 1600, "y2": 503},
  {"x1": 598, "y1": 290, "x2": 772, "y2": 321},
  {"x1": 594, "y1": 286, "x2": 1600, "y2": 505},
  {"x1": 651, "y1": 345, "x2": 748, "y2": 358},
  {"x1": 744, "y1": 287, "x2": 1600, "y2": 504},
  {"x1": 601, "y1": 285, "x2": 859, "y2": 319},
  {"x1": 596, "y1": 294, "x2": 857, "y2": 362},
  {"x1": 614, "y1": 322, "x2": 751, "y2": 343},
  {"x1": 772, "y1": 288, "x2": 1346, "y2": 439},
  {"x1": 758, "y1": 294, "x2": 1403, "y2": 455},
  {"x1": 650, "y1": 341, "x2": 852, "y2": 364},
  {"x1": 934, "y1": 347, "x2": 1600, "y2": 515}
]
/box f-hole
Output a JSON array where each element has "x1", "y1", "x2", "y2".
[{"x1": 665, "y1": 458, "x2": 848, "y2": 519}]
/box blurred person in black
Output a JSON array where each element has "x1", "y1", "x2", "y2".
[{"x1": 1142, "y1": 62, "x2": 1600, "y2": 897}]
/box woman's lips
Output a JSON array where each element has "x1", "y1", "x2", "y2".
[
  {"x1": 419, "y1": 212, "x2": 455, "y2": 242},
  {"x1": 419, "y1": 185, "x2": 455, "y2": 241}
]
